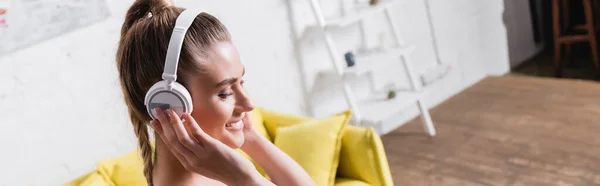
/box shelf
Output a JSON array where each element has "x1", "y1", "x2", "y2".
[
  {"x1": 298, "y1": 0, "x2": 405, "y2": 41},
  {"x1": 304, "y1": 0, "x2": 436, "y2": 136},
  {"x1": 318, "y1": 45, "x2": 415, "y2": 77},
  {"x1": 358, "y1": 89, "x2": 422, "y2": 126},
  {"x1": 309, "y1": 0, "x2": 401, "y2": 30},
  {"x1": 327, "y1": 0, "x2": 399, "y2": 29}
]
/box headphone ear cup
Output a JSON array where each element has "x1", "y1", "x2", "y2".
[{"x1": 144, "y1": 80, "x2": 193, "y2": 120}]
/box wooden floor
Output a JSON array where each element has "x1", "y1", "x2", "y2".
[{"x1": 382, "y1": 75, "x2": 600, "y2": 186}]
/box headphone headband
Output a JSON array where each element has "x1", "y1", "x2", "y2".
[
  {"x1": 162, "y1": 9, "x2": 204, "y2": 82},
  {"x1": 144, "y1": 9, "x2": 203, "y2": 120}
]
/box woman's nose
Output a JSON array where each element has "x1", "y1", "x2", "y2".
[{"x1": 235, "y1": 89, "x2": 254, "y2": 112}]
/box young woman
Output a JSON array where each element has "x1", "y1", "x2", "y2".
[{"x1": 115, "y1": 0, "x2": 315, "y2": 185}]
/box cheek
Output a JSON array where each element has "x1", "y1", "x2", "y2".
[{"x1": 192, "y1": 98, "x2": 235, "y2": 130}]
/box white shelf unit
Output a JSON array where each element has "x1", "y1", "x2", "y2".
[
  {"x1": 307, "y1": 0, "x2": 436, "y2": 136},
  {"x1": 358, "y1": 89, "x2": 422, "y2": 126},
  {"x1": 318, "y1": 45, "x2": 416, "y2": 77}
]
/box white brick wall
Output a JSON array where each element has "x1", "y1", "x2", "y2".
[
  {"x1": 0, "y1": 0, "x2": 509, "y2": 185},
  {"x1": 0, "y1": 0, "x2": 111, "y2": 55}
]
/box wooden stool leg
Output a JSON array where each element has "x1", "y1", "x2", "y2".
[
  {"x1": 595, "y1": 0, "x2": 600, "y2": 30},
  {"x1": 562, "y1": 0, "x2": 570, "y2": 30},
  {"x1": 562, "y1": 0, "x2": 574, "y2": 67},
  {"x1": 584, "y1": 0, "x2": 600, "y2": 70},
  {"x1": 553, "y1": 0, "x2": 564, "y2": 77},
  {"x1": 555, "y1": 43, "x2": 563, "y2": 77}
]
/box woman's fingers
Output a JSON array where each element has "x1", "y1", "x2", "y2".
[
  {"x1": 152, "y1": 119, "x2": 163, "y2": 133},
  {"x1": 242, "y1": 113, "x2": 252, "y2": 127},
  {"x1": 164, "y1": 109, "x2": 201, "y2": 151},
  {"x1": 154, "y1": 108, "x2": 196, "y2": 158},
  {"x1": 152, "y1": 120, "x2": 189, "y2": 164}
]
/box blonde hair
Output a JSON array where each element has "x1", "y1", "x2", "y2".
[{"x1": 115, "y1": 0, "x2": 231, "y2": 185}]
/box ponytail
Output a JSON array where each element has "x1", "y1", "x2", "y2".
[
  {"x1": 120, "y1": 0, "x2": 173, "y2": 37},
  {"x1": 131, "y1": 114, "x2": 155, "y2": 186},
  {"x1": 118, "y1": 1, "x2": 174, "y2": 185}
]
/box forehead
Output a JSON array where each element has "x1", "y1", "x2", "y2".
[{"x1": 203, "y1": 42, "x2": 243, "y2": 80}]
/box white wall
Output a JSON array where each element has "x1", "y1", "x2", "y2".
[
  {"x1": 0, "y1": 0, "x2": 509, "y2": 185},
  {"x1": 504, "y1": 0, "x2": 543, "y2": 68}
]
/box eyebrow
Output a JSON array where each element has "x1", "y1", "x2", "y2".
[{"x1": 215, "y1": 68, "x2": 245, "y2": 88}]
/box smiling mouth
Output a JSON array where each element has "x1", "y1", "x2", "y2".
[
  {"x1": 225, "y1": 120, "x2": 243, "y2": 131},
  {"x1": 225, "y1": 112, "x2": 245, "y2": 130}
]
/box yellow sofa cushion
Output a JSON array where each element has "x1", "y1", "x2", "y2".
[
  {"x1": 334, "y1": 178, "x2": 371, "y2": 186},
  {"x1": 260, "y1": 108, "x2": 312, "y2": 141},
  {"x1": 337, "y1": 126, "x2": 393, "y2": 186},
  {"x1": 273, "y1": 110, "x2": 352, "y2": 186},
  {"x1": 105, "y1": 149, "x2": 147, "y2": 185},
  {"x1": 63, "y1": 169, "x2": 113, "y2": 186},
  {"x1": 63, "y1": 149, "x2": 148, "y2": 186}
]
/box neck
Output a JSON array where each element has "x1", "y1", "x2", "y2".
[{"x1": 153, "y1": 134, "x2": 216, "y2": 185}]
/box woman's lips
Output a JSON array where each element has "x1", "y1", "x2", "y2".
[
  {"x1": 225, "y1": 112, "x2": 245, "y2": 131},
  {"x1": 225, "y1": 120, "x2": 243, "y2": 131}
]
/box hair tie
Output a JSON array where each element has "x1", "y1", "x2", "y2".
[{"x1": 146, "y1": 11, "x2": 153, "y2": 18}]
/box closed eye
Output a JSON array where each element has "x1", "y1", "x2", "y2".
[{"x1": 218, "y1": 92, "x2": 234, "y2": 99}]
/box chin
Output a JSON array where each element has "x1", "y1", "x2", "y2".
[
  {"x1": 232, "y1": 133, "x2": 245, "y2": 149},
  {"x1": 221, "y1": 119, "x2": 245, "y2": 148},
  {"x1": 222, "y1": 131, "x2": 245, "y2": 149}
]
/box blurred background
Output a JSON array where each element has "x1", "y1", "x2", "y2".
[{"x1": 1, "y1": 0, "x2": 599, "y2": 185}]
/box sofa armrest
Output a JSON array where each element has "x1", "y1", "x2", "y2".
[{"x1": 337, "y1": 126, "x2": 393, "y2": 186}]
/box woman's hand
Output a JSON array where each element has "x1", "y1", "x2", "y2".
[
  {"x1": 241, "y1": 112, "x2": 262, "y2": 145},
  {"x1": 151, "y1": 108, "x2": 271, "y2": 186}
]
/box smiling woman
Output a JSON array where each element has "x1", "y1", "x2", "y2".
[{"x1": 115, "y1": 0, "x2": 315, "y2": 185}]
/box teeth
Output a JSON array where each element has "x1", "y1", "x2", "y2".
[{"x1": 226, "y1": 122, "x2": 241, "y2": 128}]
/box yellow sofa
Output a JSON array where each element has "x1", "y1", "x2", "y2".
[{"x1": 64, "y1": 107, "x2": 393, "y2": 186}]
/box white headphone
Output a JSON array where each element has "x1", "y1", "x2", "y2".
[{"x1": 144, "y1": 9, "x2": 203, "y2": 120}]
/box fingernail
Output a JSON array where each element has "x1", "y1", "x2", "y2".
[
  {"x1": 154, "y1": 108, "x2": 163, "y2": 117},
  {"x1": 166, "y1": 109, "x2": 173, "y2": 117}
]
